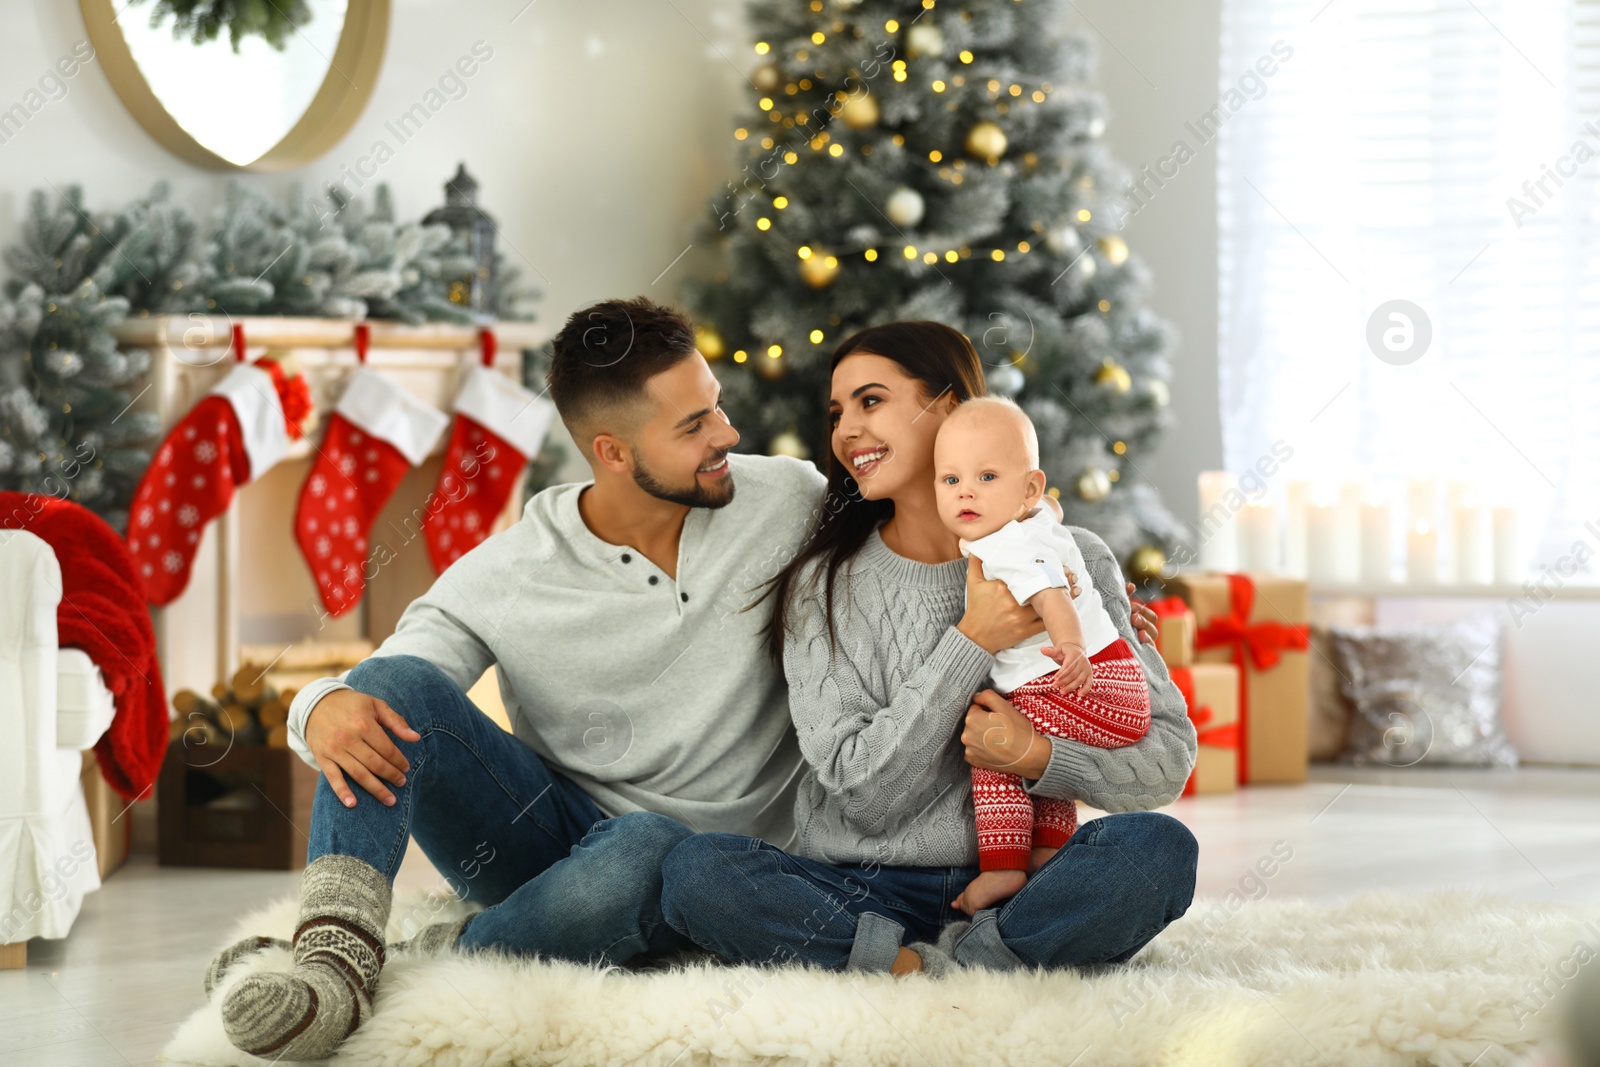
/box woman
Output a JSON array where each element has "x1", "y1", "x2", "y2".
[{"x1": 659, "y1": 321, "x2": 1198, "y2": 975}]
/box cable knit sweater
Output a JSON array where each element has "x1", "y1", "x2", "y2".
[{"x1": 783, "y1": 519, "x2": 1196, "y2": 867}]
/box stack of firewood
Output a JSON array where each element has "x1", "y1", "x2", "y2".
[{"x1": 169, "y1": 665, "x2": 299, "y2": 748}]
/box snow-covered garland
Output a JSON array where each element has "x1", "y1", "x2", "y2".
[{"x1": 0, "y1": 180, "x2": 541, "y2": 533}]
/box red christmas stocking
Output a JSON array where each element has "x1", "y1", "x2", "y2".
[
  {"x1": 423, "y1": 352, "x2": 554, "y2": 573},
  {"x1": 127, "y1": 353, "x2": 311, "y2": 605},
  {"x1": 294, "y1": 366, "x2": 449, "y2": 616}
]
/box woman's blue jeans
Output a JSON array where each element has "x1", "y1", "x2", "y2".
[
  {"x1": 304, "y1": 654, "x2": 695, "y2": 966},
  {"x1": 658, "y1": 813, "x2": 1198, "y2": 972}
]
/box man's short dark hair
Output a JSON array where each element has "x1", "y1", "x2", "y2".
[{"x1": 546, "y1": 296, "x2": 699, "y2": 454}]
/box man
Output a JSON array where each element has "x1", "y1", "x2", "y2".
[{"x1": 212, "y1": 297, "x2": 1184, "y2": 1061}]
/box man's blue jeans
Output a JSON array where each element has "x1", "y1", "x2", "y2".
[
  {"x1": 305, "y1": 654, "x2": 694, "y2": 965},
  {"x1": 658, "y1": 813, "x2": 1197, "y2": 972}
]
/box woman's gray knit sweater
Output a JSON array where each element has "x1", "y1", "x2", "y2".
[{"x1": 783, "y1": 521, "x2": 1197, "y2": 867}]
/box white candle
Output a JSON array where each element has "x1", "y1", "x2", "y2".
[
  {"x1": 1406, "y1": 520, "x2": 1439, "y2": 584},
  {"x1": 1338, "y1": 480, "x2": 1366, "y2": 581},
  {"x1": 1238, "y1": 501, "x2": 1280, "y2": 573},
  {"x1": 1443, "y1": 479, "x2": 1474, "y2": 577},
  {"x1": 1306, "y1": 500, "x2": 1342, "y2": 583},
  {"x1": 1197, "y1": 471, "x2": 1239, "y2": 571},
  {"x1": 1359, "y1": 502, "x2": 1392, "y2": 584},
  {"x1": 1284, "y1": 479, "x2": 1310, "y2": 578},
  {"x1": 1492, "y1": 506, "x2": 1519, "y2": 584},
  {"x1": 1407, "y1": 478, "x2": 1437, "y2": 530},
  {"x1": 1454, "y1": 505, "x2": 1488, "y2": 584}
]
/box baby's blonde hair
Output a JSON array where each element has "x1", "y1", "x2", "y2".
[{"x1": 944, "y1": 395, "x2": 1040, "y2": 469}]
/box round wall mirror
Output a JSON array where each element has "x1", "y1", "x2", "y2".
[{"x1": 80, "y1": 0, "x2": 389, "y2": 171}]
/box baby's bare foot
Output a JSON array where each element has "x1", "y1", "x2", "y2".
[
  {"x1": 1029, "y1": 846, "x2": 1059, "y2": 873},
  {"x1": 952, "y1": 870, "x2": 1028, "y2": 915}
]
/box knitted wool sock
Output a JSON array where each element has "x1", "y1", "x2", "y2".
[
  {"x1": 204, "y1": 936, "x2": 290, "y2": 997},
  {"x1": 220, "y1": 854, "x2": 391, "y2": 1061},
  {"x1": 906, "y1": 920, "x2": 972, "y2": 978},
  {"x1": 388, "y1": 915, "x2": 474, "y2": 957}
]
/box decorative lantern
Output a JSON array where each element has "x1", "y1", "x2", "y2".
[{"x1": 423, "y1": 163, "x2": 498, "y2": 319}]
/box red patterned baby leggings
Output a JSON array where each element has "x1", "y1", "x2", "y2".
[{"x1": 971, "y1": 637, "x2": 1152, "y2": 870}]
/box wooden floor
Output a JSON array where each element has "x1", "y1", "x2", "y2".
[{"x1": 3, "y1": 763, "x2": 1598, "y2": 1066}]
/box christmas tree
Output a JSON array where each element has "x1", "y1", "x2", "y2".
[
  {"x1": 683, "y1": 0, "x2": 1188, "y2": 582},
  {"x1": 0, "y1": 188, "x2": 163, "y2": 532}
]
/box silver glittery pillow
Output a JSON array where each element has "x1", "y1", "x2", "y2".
[{"x1": 1328, "y1": 613, "x2": 1517, "y2": 767}]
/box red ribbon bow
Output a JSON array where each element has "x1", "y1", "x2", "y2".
[
  {"x1": 1148, "y1": 595, "x2": 1191, "y2": 620},
  {"x1": 1194, "y1": 573, "x2": 1310, "y2": 672},
  {"x1": 257, "y1": 359, "x2": 312, "y2": 440}
]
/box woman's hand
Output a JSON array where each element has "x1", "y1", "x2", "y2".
[
  {"x1": 961, "y1": 690, "x2": 1050, "y2": 779},
  {"x1": 1127, "y1": 582, "x2": 1159, "y2": 646},
  {"x1": 1062, "y1": 567, "x2": 1082, "y2": 599},
  {"x1": 956, "y1": 556, "x2": 1047, "y2": 654}
]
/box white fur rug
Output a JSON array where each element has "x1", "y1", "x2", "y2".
[{"x1": 164, "y1": 888, "x2": 1596, "y2": 1067}]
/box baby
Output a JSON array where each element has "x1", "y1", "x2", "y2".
[{"x1": 934, "y1": 396, "x2": 1153, "y2": 913}]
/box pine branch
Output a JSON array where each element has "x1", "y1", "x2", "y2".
[
  {"x1": 128, "y1": 0, "x2": 315, "y2": 53},
  {"x1": 682, "y1": 0, "x2": 1188, "y2": 571}
]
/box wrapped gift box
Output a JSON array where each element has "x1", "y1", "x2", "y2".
[
  {"x1": 1172, "y1": 663, "x2": 1240, "y2": 795},
  {"x1": 1167, "y1": 572, "x2": 1310, "y2": 785},
  {"x1": 1149, "y1": 596, "x2": 1197, "y2": 668}
]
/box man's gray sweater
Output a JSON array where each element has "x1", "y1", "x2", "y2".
[
  {"x1": 783, "y1": 520, "x2": 1196, "y2": 867},
  {"x1": 287, "y1": 452, "x2": 832, "y2": 845}
]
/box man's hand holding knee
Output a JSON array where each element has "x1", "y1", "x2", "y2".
[{"x1": 306, "y1": 690, "x2": 422, "y2": 807}]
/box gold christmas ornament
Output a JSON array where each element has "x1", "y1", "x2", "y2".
[
  {"x1": 1094, "y1": 358, "x2": 1132, "y2": 393},
  {"x1": 769, "y1": 425, "x2": 810, "y2": 460},
  {"x1": 1075, "y1": 467, "x2": 1111, "y2": 503},
  {"x1": 753, "y1": 62, "x2": 782, "y2": 93},
  {"x1": 695, "y1": 325, "x2": 725, "y2": 360},
  {"x1": 756, "y1": 352, "x2": 787, "y2": 380},
  {"x1": 800, "y1": 251, "x2": 840, "y2": 288},
  {"x1": 838, "y1": 91, "x2": 880, "y2": 130},
  {"x1": 1128, "y1": 544, "x2": 1167, "y2": 585},
  {"x1": 1097, "y1": 234, "x2": 1129, "y2": 266},
  {"x1": 965, "y1": 120, "x2": 1007, "y2": 163}
]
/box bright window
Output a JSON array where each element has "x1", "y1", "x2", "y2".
[{"x1": 1218, "y1": 0, "x2": 1599, "y2": 569}]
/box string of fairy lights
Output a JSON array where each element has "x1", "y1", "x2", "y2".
[{"x1": 708, "y1": 0, "x2": 1129, "y2": 374}]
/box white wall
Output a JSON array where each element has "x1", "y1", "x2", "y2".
[
  {"x1": 5, "y1": 0, "x2": 1221, "y2": 508},
  {"x1": 3, "y1": 0, "x2": 749, "y2": 328},
  {"x1": 1063, "y1": 0, "x2": 1225, "y2": 536}
]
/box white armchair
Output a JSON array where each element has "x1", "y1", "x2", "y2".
[{"x1": 1, "y1": 528, "x2": 119, "y2": 968}]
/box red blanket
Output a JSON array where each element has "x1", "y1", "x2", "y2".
[{"x1": 1, "y1": 492, "x2": 168, "y2": 800}]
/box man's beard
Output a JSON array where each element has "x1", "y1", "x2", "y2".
[{"x1": 631, "y1": 447, "x2": 736, "y2": 509}]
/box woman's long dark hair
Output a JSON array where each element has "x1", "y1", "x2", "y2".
[{"x1": 748, "y1": 320, "x2": 988, "y2": 668}]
